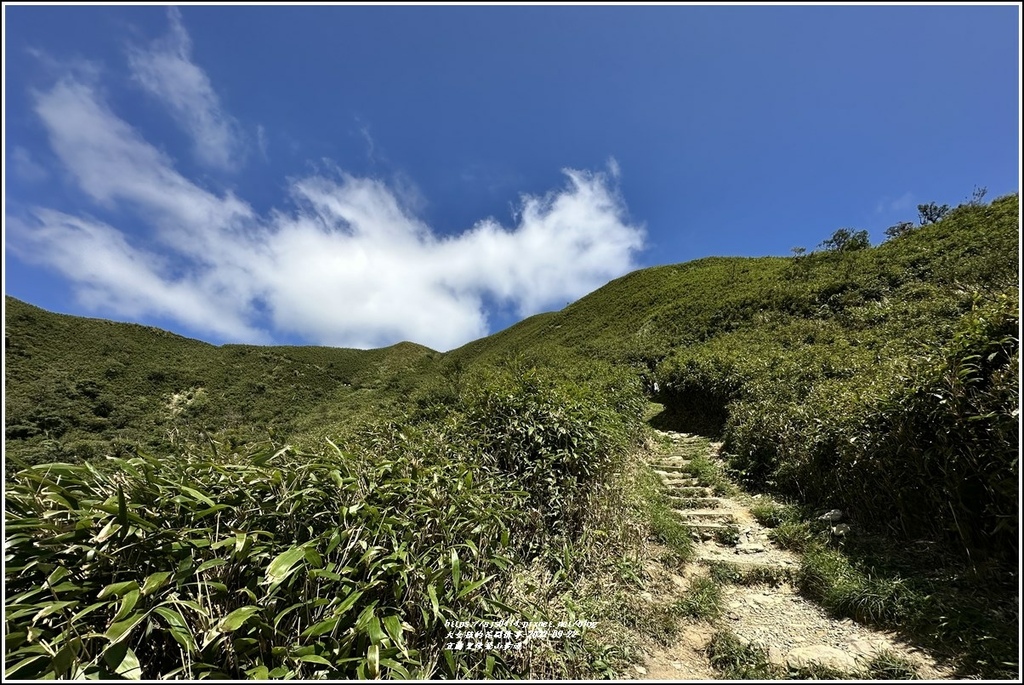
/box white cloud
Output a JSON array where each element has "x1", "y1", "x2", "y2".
[
  {"x1": 15, "y1": 73, "x2": 644, "y2": 351},
  {"x1": 256, "y1": 124, "x2": 269, "y2": 161},
  {"x1": 359, "y1": 123, "x2": 377, "y2": 163},
  {"x1": 8, "y1": 210, "x2": 268, "y2": 343},
  {"x1": 127, "y1": 7, "x2": 243, "y2": 170},
  {"x1": 875, "y1": 191, "x2": 914, "y2": 215},
  {"x1": 607, "y1": 156, "x2": 621, "y2": 180},
  {"x1": 10, "y1": 146, "x2": 49, "y2": 182}
]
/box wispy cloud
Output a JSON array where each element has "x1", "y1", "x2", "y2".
[
  {"x1": 358, "y1": 122, "x2": 377, "y2": 164},
  {"x1": 32, "y1": 78, "x2": 253, "y2": 257},
  {"x1": 8, "y1": 210, "x2": 268, "y2": 343},
  {"x1": 126, "y1": 7, "x2": 243, "y2": 171},
  {"x1": 10, "y1": 146, "x2": 49, "y2": 182},
  {"x1": 875, "y1": 191, "x2": 914, "y2": 215},
  {"x1": 607, "y1": 156, "x2": 621, "y2": 180},
  {"x1": 256, "y1": 124, "x2": 269, "y2": 162},
  {"x1": 14, "y1": 71, "x2": 644, "y2": 350}
]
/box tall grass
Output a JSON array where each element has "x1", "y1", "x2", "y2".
[
  {"x1": 4, "y1": 445, "x2": 525, "y2": 679},
  {"x1": 5, "y1": 362, "x2": 648, "y2": 679}
]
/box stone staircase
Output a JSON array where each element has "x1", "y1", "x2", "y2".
[
  {"x1": 640, "y1": 429, "x2": 948, "y2": 680},
  {"x1": 650, "y1": 432, "x2": 799, "y2": 569}
]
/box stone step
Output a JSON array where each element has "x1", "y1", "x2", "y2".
[
  {"x1": 650, "y1": 462, "x2": 690, "y2": 472},
  {"x1": 704, "y1": 542, "x2": 771, "y2": 556},
  {"x1": 699, "y1": 558, "x2": 798, "y2": 572},
  {"x1": 668, "y1": 497, "x2": 723, "y2": 509},
  {"x1": 653, "y1": 469, "x2": 693, "y2": 478},
  {"x1": 674, "y1": 509, "x2": 736, "y2": 521},
  {"x1": 680, "y1": 521, "x2": 734, "y2": 531},
  {"x1": 659, "y1": 473, "x2": 696, "y2": 481},
  {"x1": 659, "y1": 475, "x2": 701, "y2": 486},
  {"x1": 678, "y1": 514, "x2": 738, "y2": 527},
  {"x1": 667, "y1": 487, "x2": 712, "y2": 498}
]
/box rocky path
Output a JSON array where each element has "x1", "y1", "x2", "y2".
[{"x1": 638, "y1": 430, "x2": 949, "y2": 680}]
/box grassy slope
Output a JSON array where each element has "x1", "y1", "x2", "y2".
[
  {"x1": 452, "y1": 195, "x2": 1018, "y2": 370},
  {"x1": 457, "y1": 194, "x2": 1020, "y2": 538},
  {"x1": 7, "y1": 195, "x2": 1017, "y2": 463},
  {"x1": 4, "y1": 297, "x2": 439, "y2": 465},
  {"x1": 3, "y1": 194, "x2": 1018, "y2": 679},
  {"x1": 448, "y1": 256, "x2": 792, "y2": 367}
]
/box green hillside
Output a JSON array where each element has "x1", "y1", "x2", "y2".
[
  {"x1": 453, "y1": 195, "x2": 1018, "y2": 369},
  {"x1": 3, "y1": 193, "x2": 1019, "y2": 680},
  {"x1": 454, "y1": 193, "x2": 1019, "y2": 558},
  {"x1": 4, "y1": 297, "x2": 440, "y2": 467},
  {"x1": 6, "y1": 194, "x2": 1019, "y2": 544}
]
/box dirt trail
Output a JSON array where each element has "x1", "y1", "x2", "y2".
[{"x1": 637, "y1": 430, "x2": 950, "y2": 680}]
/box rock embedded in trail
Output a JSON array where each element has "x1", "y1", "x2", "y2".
[{"x1": 786, "y1": 645, "x2": 859, "y2": 672}]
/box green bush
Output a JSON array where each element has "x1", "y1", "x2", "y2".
[
  {"x1": 839, "y1": 292, "x2": 1019, "y2": 560},
  {"x1": 658, "y1": 198, "x2": 1019, "y2": 565},
  {"x1": 749, "y1": 501, "x2": 800, "y2": 528},
  {"x1": 4, "y1": 445, "x2": 525, "y2": 680},
  {"x1": 462, "y1": 365, "x2": 644, "y2": 547}
]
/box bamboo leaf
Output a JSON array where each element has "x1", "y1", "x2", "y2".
[
  {"x1": 294, "y1": 654, "x2": 332, "y2": 667},
  {"x1": 112, "y1": 590, "x2": 140, "y2": 623},
  {"x1": 103, "y1": 643, "x2": 142, "y2": 679},
  {"x1": 5, "y1": 654, "x2": 50, "y2": 679},
  {"x1": 335, "y1": 589, "x2": 364, "y2": 617},
  {"x1": 382, "y1": 614, "x2": 403, "y2": 642},
  {"x1": 300, "y1": 616, "x2": 339, "y2": 638},
  {"x1": 113, "y1": 646, "x2": 142, "y2": 679},
  {"x1": 193, "y1": 504, "x2": 230, "y2": 520},
  {"x1": 273, "y1": 602, "x2": 304, "y2": 632},
  {"x1": 303, "y1": 547, "x2": 324, "y2": 569},
  {"x1": 365, "y1": 616, "x2": 385, "y2": 645},
  {"x1": 94, "y1": 520, "x2": 122, "y2": 543},
  {"x1": 264, "y1": 546, "x2": 306, "y2": 585},
  {"x1": 451, "y1": 549, "x2": 461, "y2": 591},
  {"x1": 216, "y1": 605, "x2": 260, "y2": 633},
  {"x1": 140, "y1": 571, "x2": 172, "y2": 596},
  {"x1": 45, "y1": 566, "x2": 70, "y2": 588},
  {"x1": 379, "y1": 659, "x2": 411, "y2": 679},
  {"x1": 51, "y1": 637, "x2": 80, "y2": 677},
  {"x1": 179, "y1": 485, "x2": 216, "y2": 508},
  {"x1": 426, "y1": 584, "x2": 440, "y2": 618},
  {"x1": 246, "y1": 665, "x2": 269, "y2": 680},
  {"x1": 153, "y1": 606, "x2": 195, "y2": 652},
  {"x1": 70, "y1": 601, "x2": 107, "y2": 624},
  {"x1": 366, "y1": 644, "x2": 380, "y2": 679},
  {"x1": 456, "y1": 574, "x2": 495, "y2": 600},
  {"x1": 104, "y1": 611, "x2": 148, "y2": 643},
  {"x1": 117, "y1": 485, "x2": 128, "y2": 528},
  {"x1": 32, "y1": 601, "x2": 77, "y2": 622},
  {"x1": 196, "y1": 558, "x2": 228, "y2": 574},
  {"x1": 98, "y1": 580, "x2": 139, "y2": 599}
]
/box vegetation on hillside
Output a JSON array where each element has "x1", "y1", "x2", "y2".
[
  {"x1": 4, "y1": 299, "x2": 440, "y2": 471},
  {"x1": 446, "y1": 193, "x2": 1019, "y2": 567},
  {"x1": 656, "y1": 195, "x2": 1019, "y2": 565},
  {"x1": 4, "y1": 192, "x2": 1019, "y2": 678},
  {"x1": 5, "y1": 361, "x2": 654, "y2": 679}
]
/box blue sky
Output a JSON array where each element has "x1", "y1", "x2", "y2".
[{"x1": 4, "y1": 4, "x2": 1020, "y2": 350}]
